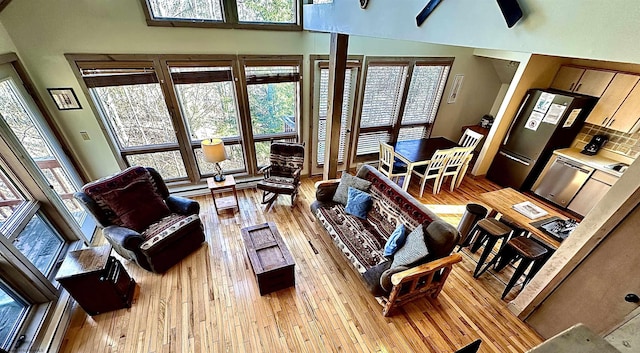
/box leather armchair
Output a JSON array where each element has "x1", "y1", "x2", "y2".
[{"x1": 74, "y1": 166, "x2": 205, "y2": 273}]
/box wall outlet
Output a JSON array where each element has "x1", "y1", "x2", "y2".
[{"x1": 80, "y1": 131, "x2": 90, "y2": 141}]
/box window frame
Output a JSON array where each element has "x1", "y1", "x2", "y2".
[
  {"x1": 308, "y1": 54, "x2": 363, "y2": 174},
  {"x1": 68, "y1": 54, "x2": 303, "y2": 186},
  {"x1": 351, "y1": 56, "x2": 454, "y2": 163},
  {"x1": 139, "y1": 0, "x2": 302, "y2": 31}
]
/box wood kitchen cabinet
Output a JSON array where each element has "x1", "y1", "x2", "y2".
[
  {"x1": 585, "y1": 73, "x2": 639, "y2": 128},
  {"x1": 550, "y1": 66, "x2": 615, "y2": 97},
  {"x1": 608, "y1": 81, "x2": 640, "y2": 133}
]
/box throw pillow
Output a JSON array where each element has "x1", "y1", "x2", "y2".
[
  {"x1": 362, "y1": 261, "x2": 392, "y2": 296},
  {"x1": 100, "y1": 179, "x2": 171, "y2": 232},
  {"x1": 391, "y1": 222, "x2": 430, "y2": 269},
  {"x1": 383, "y1": 224, "x2": 406, "y2": 257},
  {"x1": 344, "y1": 187, "x2": 372, "y2": 219},
  {"x1": 332, "y1": 173, "x2": 372, "y2": 205}
]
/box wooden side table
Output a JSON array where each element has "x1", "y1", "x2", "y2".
[
  {"x1": 207, "y1": 175, "x2": 239, "y2": 214},
  {"x1": 56, "y1": 245, "x2": 136, "y2": 316}
]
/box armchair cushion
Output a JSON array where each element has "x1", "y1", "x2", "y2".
[
  {"x1": 424, "y1": 219, "x2": 460, "y2": 262},
  {"x1": 100, "y1": 179, "x2": 171, "y2": 232},
  {"x1": 140, "y1": 214, "x2": 200, "y2": 251}
]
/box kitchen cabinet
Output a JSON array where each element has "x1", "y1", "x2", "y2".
[
  {"x1": 568, "y1": 170, "x2": 619, "y2": 216},
  {"x1": 550, "y1": 66, "x2": 615, "y2": 97},
  {"x1": 585, "y1": 73, "x2": 639, "y2": 128},
  {"x1": 609, "y1": 81, "x2": 640, "y2": 133}
]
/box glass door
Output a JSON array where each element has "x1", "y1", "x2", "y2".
[
  {"x1": 311, "y1": 58, "x2": 361, "y2": 175},
  {"x1": 0, "y1": 64, "x2": 95, "y2": 242}
]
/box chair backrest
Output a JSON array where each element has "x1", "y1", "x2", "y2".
[
  {"x1": 424, "y1": 149, "x2": 451, "y2": 176},
  {"x1": 269, "y1": 141, "x2": 305, "y2": 176},
  {"x1": 443, "y1": 146, "x2": 474, "y2": 173},
  {"x1": 76, "y1": 166, "x2": 167, "y2": 227},
  {"x1": 378, "y1": 142, "x2": 395, "y2": 175},
  {"x1": 458, "y1": 128, "x2": 484, "y2": 149}
]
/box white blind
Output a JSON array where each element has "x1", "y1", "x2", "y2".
[
  {"x1": 316, "y1": 68, "x2": 353, "y2": 165},
  {"x1": 356, "y1": 131, "x2": 391, "y2": 156},
  {"x1": 401, "y1": 65, "x2": 449, "y2": 125},
  {"x1": 359, "y1": 65, "x2": 407, "y2": 128}
]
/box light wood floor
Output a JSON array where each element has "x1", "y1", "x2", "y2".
[{"x1": 59, "y1": 175, "x2": 544, "y2": 353}]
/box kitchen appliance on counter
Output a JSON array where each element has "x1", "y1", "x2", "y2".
[
  {"x1": 581, "y1": 134, "x2": 608, "y2": 155},
  {"x1": 487, "y1": 89, "x2": 596, "y2": 190},
  {"x1": 533, "y1": 156, "x2": 593, "y2": 208},
  {"x1": 531, "y1": 216, "x2": 579, "y2": 242}
]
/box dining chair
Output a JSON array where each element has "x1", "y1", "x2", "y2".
[
  {"x1": 408, "y1": 148, "x2": 451, "y2": 196},
  {"x1": 378, "y1": 142, "x2": 409, "y2": 188},
  {"x1": 456, "y1": 129, "x2": 485, "y2": 188},
  {"x1": 440, "y1": 146, "x2": 475, "y2": 192}
]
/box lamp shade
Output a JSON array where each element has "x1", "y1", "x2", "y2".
[{"x1": 201, "y1": 138, "x2": 228, "y2": 163}]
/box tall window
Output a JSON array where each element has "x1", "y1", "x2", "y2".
[
  {"x1": 244, "y1": 63, "x2": 300, "y2": 167},
  {"x1": 82, "y1": 66, "x2": 187, "y2": 180},
  {"x1": 354, "y1": 58, "x2": 452, "y2": 159},
  {"x1": 75, "y1": 55, "x2": 302, "y2": 184},
  {"x1": 0, "y1": 163, "x2": 65, "y2": 351},
  {"x1": 142, "y1": 0, "x2": 300, "y2": 29},
  {"x1": 169, "y1": 64, "x2": 246, "y2": 176},
  {"x1": 313, "y1": 60, "x2": 360, "y2": 169}
]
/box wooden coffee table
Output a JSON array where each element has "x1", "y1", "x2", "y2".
[{"x1": 240, "y1": 222, "x2": 295, "y2": 295}]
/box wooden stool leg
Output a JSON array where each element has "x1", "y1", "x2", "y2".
[
  {"x1": 502, "y1": 258, "x2": 533, "y2": 299},
  {"x1": 474, "y1": 236, "x2": 499, "y2": 278}
]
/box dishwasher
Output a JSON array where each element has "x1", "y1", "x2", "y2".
[{"x1": 533, "y1": 156, "x2": 593, "y2": 208}]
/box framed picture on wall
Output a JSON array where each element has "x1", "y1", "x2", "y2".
[{"x1": 48, "y1": 88, "x2": 82, "y2": 110}]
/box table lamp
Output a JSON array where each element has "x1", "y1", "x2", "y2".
[{"x1": 202, "y1": 138, "x2": 228, "y2": 182}]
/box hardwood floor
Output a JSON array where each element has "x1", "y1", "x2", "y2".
[{"x1": 59, "y1": 175, "x2": 543, "y2": 353}]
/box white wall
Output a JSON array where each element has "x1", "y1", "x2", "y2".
[
  {"x1": 305, "y1": 0, "x2": 640, "y2": 65},
  {"x1": 0, "y1": 0, "x2": 501, "y2": 180}
]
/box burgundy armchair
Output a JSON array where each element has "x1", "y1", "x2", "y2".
[{"x1": 74, "y1": 166, "x2": 205, "y2": 273}]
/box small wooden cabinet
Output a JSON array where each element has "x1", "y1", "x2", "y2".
[
  {"x1": 585, "y1": 73, "x2": 640, "y2": 129},
  {"x1": 609, "y1": 81, "x2": 640, "y2": 133},
  {"x1": 550, "y1": 66, "x2": 614, "y2": 97},
  {"x1": 56, "y1": 246, "x2": 136, "y2": 316}
]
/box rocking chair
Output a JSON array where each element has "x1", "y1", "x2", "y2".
[{"x1": 257, "y1": 141, "x2": 305, "y2": 208}]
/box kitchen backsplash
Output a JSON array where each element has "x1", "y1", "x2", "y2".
[{"x1": 574, "y1": 123, "x2": 640, "y2": 159}]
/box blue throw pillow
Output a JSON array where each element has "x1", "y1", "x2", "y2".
[
  {"x1": 383, "y1": 224, "x2": 406, "y2": 257},
  {"x1": 345, "y1": 187, "x2": 372, "y2": 219}
]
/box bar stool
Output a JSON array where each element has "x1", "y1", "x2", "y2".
[
  {"x1": 493, "y1": 236, "x2": 549, "y2": 299},
  {"x1": 468, "y1": 218, "x2": 513, "y2": 278}
]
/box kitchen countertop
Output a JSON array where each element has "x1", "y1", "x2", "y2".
[{"x1": 553, "y1": 148, "x2": 626, "y2": 178}]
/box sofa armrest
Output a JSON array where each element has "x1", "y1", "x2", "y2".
[
  {"x1": 104, "y1": 225, "x2": 145, "y2": 252},
  {"x1": 391, "y1": 253, "x2": 462, "y2": 286},
  {"x1": 166, "y1": 195, "x2": 200, "y2": 216},
  {"x1": 314, "y1": 179, "x2": 340, "y2": 202},
  {"x1": 380, "y1": 253, "x2": 462, "y2": 317}
]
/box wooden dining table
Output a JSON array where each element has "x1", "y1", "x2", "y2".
[
  {"x1": 391, "y1": 137, "x2": 460, "y2": 164},
  {"x1": 390, "y1": 137, "x2": 460, "y2": 189},
  {"x1": 479, "y1": 188, "x2": 568, "y2": 249}
]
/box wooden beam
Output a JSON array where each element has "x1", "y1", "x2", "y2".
[{"x1": 323, "y1": 33, "x2": 349, "y2": 180}]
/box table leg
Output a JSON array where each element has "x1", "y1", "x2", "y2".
[
  {"x1": 232, "y1": 186, "x2": 239, "y2": 210},
  {"x1": 210, "y1": 190, "x2": 219, "y2": 214}
]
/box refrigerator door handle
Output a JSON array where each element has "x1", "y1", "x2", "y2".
[
  {"x1": 504, "y1": 93, "x2": 531, "y2": 146},
  {"x1": 499, "y1": 151, "x2": 531, "y2": 166}
]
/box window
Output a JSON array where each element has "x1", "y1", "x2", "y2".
[
  {"x1": 169, "y1": 64, "x2": 246, "y2": 175},
  {"x1": 142, "y1": 0, "x2": 300, "y2": 29},
  {"x1": 82, "y1": 65, "x2": 188, "y2": 180},
  {"x1": 0, "y1": 282, "x2": 29, "y2": 348},
  {"x1": 243, "y1": 63, "x2": 300, "y2": 167},
  {"x1": 313, "y1": 60, "x2": 360, "y2": 169},
  {"x1": 354, "y1": 58, "x2": 452, "y2": 159},
  {"x1": 75, "y1": 55, "x2": 302, "y2": 184}
]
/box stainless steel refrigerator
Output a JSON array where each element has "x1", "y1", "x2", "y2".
[{"x1": 487, "y1": 89, "x2": 596, "y2": 190}]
